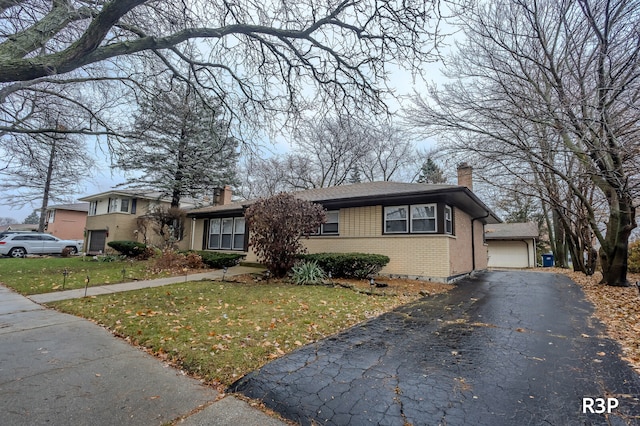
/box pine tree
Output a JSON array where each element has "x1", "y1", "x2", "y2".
[
  {"x1": 23, "y1": 211, "x2": 39, "y2": 224},
  {"x1": 416, "y1": 157, "x2": 446, "y2": 184},
  {"x1": 116, "y1": 79, "x2": 239, "y2": 207}
]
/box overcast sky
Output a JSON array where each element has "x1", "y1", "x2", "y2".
[{"x1": 0, "y1": 58, "x2": 448, "y2": 224}]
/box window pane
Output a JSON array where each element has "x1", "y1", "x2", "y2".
[
  {"x1": 386, "y1": 220, "x2": 407, "y2": 233},
  {"x1": 233, "y1": 234, "x2": 245, "y2": 250},
  {"x1": 322, "y1": 223, "x2": 338, "y2": 234},
  {"x1": 412, "y1": 218, "x2": 436, "y2": 232},
  {"x1": 120, "y1": 198, "x2": 129, "y2": 212},
  {"x1": 326, "y1": 211, "x2": 339, "y2": 222},
  {"x1": 234, "y1": 218, "x2": 245, "y2": 233},
  {"x1": 385, "y1": 206, "x2": 407, "y2": 220},
  {"x1": 208, "y1": 234, "x2": 220, "y2": 249},
  {"x1": 208, "y1": 219, "x2": 221, "y2": 249},
  {"x1": 411, "y1": 205, "x2": 435, "y2": 219},
  {"x1": 222, "y1": 218, "x2": 233, "y2": 234},
  {"x1": 221, "y1": 235, "x2": 232, "y2": 249},
  {"x1": 445, "y1": 206, "x2": 453, "y2": 234}
]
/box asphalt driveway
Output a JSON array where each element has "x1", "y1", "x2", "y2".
[{"x1": 231, "y1": 271, "x2": 640, "y2": 425}]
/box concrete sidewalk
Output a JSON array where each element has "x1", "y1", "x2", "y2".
[
  {"x1": 29, "y1": 265, "x2": 264, "y2": 304},
  {"x1": 1, "y1": 265, "x2": 288, "y2": 426}
]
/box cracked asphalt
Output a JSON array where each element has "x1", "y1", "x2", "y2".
[{"x1": 231, "y1": 271, "x2": 640, "y2": 425}]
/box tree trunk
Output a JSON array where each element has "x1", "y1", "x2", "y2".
[
  {"x1": 38, "y1": 138, "x2": 57, "y2": 233},
  {"x1": 599, "y1": 193, "x2": 636, "y2": 286}
]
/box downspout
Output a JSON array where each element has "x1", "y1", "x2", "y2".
[
  {"x1": 471, "y1": 211, "x2": 490, "y2": 271},
  {"x1": 190, "y1": 217, "x2": 196, "y2": 250}
]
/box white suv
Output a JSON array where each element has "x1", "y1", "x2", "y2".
[{"x1": 0, "y1": 233, "x2": 83, "y2": 258}]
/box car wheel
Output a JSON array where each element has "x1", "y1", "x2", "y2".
[
  {"x1": 65, "y1": 246, "x2": 78, "y2": 255},
  {"x1": 9, "y1": 247, "x2": 26, "y2": 258}
]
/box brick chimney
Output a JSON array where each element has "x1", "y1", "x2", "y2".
[
  {"x1": 457, "y1": 163, "x2": 473, "y2": 191},
  {"x1": 212, "y1": 185, "x2": 233, "y2": 205}
]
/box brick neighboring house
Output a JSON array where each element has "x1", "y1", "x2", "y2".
[
  {"x1": 485, "y1": 222, "x2": 539, "y2": 268},
  {"x1": 78, "y1": 190, "x2": 198, "y2": 254},
  {"x1": 185, "y1": 167, "x2": 501, "y2": 282},
  {"x1": 44, "y1": 203, "x2": 89, "y2": 240}
]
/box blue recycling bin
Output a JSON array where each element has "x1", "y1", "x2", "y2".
[{"x1": 542, "y1": 254, "x2": 554, "y2": 267}]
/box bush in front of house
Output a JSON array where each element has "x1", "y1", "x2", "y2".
[
  {"x1": 187, "y1": 251, "x2": 246, "y2": 269},
  {"x1": 291, "y1": 260, "x2": 327, "y2": 285},
  {"x1": 244, "y1": 193, "x2": 326, "y2": 277},
  {"x1": 629, "y1": 240, "x2": 640, "y2": 273},
  {"x1": 107, "y1": 240, "x2": 150, "y2": 258},
  {"x1": 298, "y1": 252, "x2": 390, "y2": 279}
]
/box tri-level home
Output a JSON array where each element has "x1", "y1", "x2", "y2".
[
  {"x1": 185, "y1": 165, "x2": 501, "y2": 282},
  {"x1": 77, "y1": 189, "x2": 201, "y2": 254}
]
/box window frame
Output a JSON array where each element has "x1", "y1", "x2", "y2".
[
  {"x1": 444, "y1": 205, "x2": 453, "y2": 235},
  {"x1": 410, "y1": 204, "x2": 437, "y2": 233},
  {"x1": 120, "y1": 198, "x2": 130, "y2": 213},
  {"x1": 89, "y1": 201, "x2": 97, "y2": 216},
  {"x1": 384, "y1": 205, "x2": 409, "y2": 234},
  {"x1": 207, "y1": 217, "x2": 246, "y2": 251},
  {"x1": 320, "y1": 210, "x2": 339, "y2": 235}
]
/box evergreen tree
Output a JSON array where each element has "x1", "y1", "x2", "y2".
[
  {"x1": 23, "y1": 211, "x2": 39, "y2": 224},
  {"x1": 416, "y1": 157, "x2": 446, "y2": 184},
  {"x1": 116, "y1": 78, "x2": 239, "y2": 207}
]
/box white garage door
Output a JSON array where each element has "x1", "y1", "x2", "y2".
[{"x1": 488, "y1": 241, "x2": 530, "y2": 268}]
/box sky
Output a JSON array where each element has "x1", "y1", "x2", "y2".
[{"x1": 0, "y1": 51, "x2": 448, "y2": 225}]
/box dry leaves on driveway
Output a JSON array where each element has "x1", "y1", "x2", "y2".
[{"x1": 548, "y1": 268, "x2": 640, "y2": 374}]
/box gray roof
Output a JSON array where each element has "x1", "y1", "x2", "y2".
[
  {"x1": 47, "y1": 203, "x2": 90, "y2": 212},
  {"x1": 78, "y1": 189, "x2": 197, "y2": 207},
  {"x1": 188, "y1": 181, "x2": 501, "y2": 223},
  {"x1": 485, "y1": 222, "x2": 539, "y2": 239}
]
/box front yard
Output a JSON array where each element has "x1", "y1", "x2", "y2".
[
  {"x1": 0, "y1": 256, "x2": 176, "y2": 295},
  {"x1": 48, "y1": 278, "x2": 449, "y2": 387}
]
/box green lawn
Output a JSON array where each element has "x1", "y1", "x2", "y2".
[
  {"x1": 49, "y1": 280, "x2": 418, "y2": 386},
  {"x1": 0, "y1": 256, "x2": 175, "y2": 295}
]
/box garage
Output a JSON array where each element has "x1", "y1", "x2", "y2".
[{"x1": 485, "y1": 223, "x2": 538, "y2": 269}]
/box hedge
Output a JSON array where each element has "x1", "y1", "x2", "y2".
[
  {"x1": 184, "y1": 251, "x2": 246, "y2": 269},
  {"x1": 629, "y1": 240, "x2": 640, "y2": 273},
  {"x1": 298, "y1": 252, "x2": 390, "y2": 279},
  {"x1": 107, "y1": 240, "x2": 148, "y2": 258}
]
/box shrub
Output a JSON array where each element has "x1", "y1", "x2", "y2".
[
  {"x1": 298, "y1": 253, "x2": 390, "y2": 279},
  {"x1": 61, "y1": 247, "x2": 74, "y2": 257},
  {"x1": 107, "y1": 240, "x2": 149, "y2": 258},
  {"x1": 154, "y1": 249, "x2": 205, "y2": 271},
  {"x1": 194, "y1": 251, "x2": 245, "y2": 269},
  {"x1": 291, "y1": 261, "x2": 326, "y2": 285},
  {"x1": 245, "y1": 193, "x2": 326, "y2": 277},
  {"x1": 629, "y1": 240, "x2": 640, "y2": 273}
]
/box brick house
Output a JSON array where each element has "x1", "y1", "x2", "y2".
[
  {"x1": 185, "y1": 167, "x2": 501, "y2": 282},
  {"x1": 44, "y1": 203, "x2": 89, "y2": 240},
  {"x1": 78, "y1": 190, "x2": 198, "y2": 254}
]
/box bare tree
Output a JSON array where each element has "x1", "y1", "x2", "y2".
[
  {"x1": 358, "y1": 123, "x2": 417, "y2": 182},
  {"x1": 238, "y1": 116, "x2": 418, "y2": 197},
  {"x1": 0, "y1": 0, "x2": 445, "y2": 143},
  {"x1": 407, "y1": 0, "x2": 640, "y2": 286},
  {"x1": 0, "y1": 102, "x2": 94, "y2": 231}
]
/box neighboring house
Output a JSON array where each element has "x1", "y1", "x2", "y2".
[
  {"x1": 485, "y1": 222, "x2": 539, "y2": 268},
  {"x1": 78, "y1": 189, "x2": 200, "y2": 254},
  {"x1": 185, "y1": 166, "x2": 502, "y2": 282},
  {"x1": 0, "y1": 224, "x2": 38, "y2": 232},
  {"x1": 45, "y1": 203, "x2": 89, "y2": 240}
]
